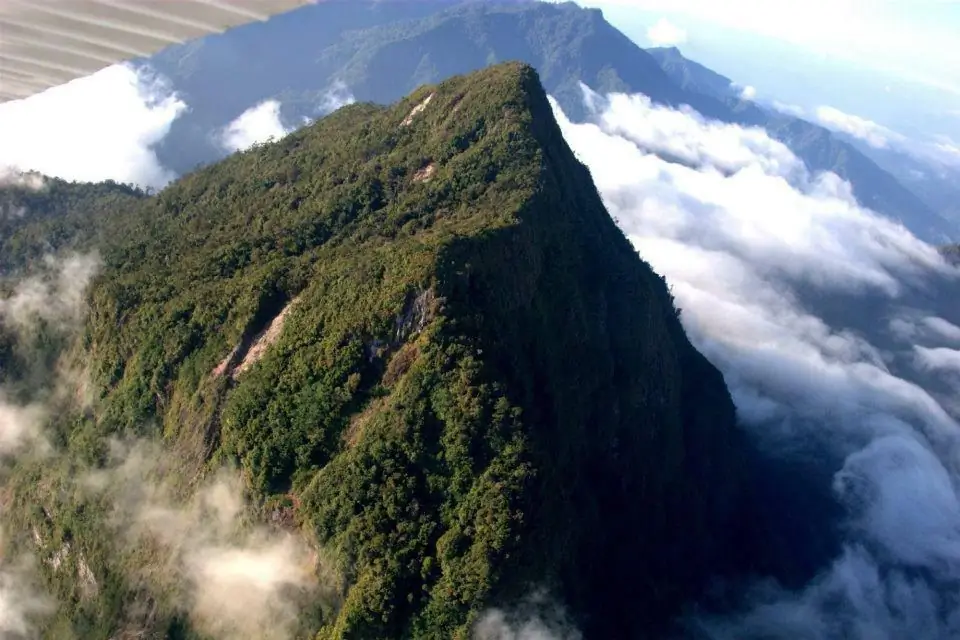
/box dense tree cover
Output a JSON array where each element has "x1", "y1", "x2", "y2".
[
  {"x1": 2, "y1": 64, "x2": 750, "y2": 638},
  {"x1": 0, "y1": 178, "x2": 145, "y2": 274}
]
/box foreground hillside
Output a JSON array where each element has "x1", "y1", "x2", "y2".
[{"x1": 1, "y1": 63, "x2": 752, "y2": 638}]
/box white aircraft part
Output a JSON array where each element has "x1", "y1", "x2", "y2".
[{"x1": 0, "y1": 0, "x2": 313, "y2": 103}]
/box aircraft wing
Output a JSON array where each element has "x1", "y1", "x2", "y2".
[{"x1": 0, "y1": 0, "x2": 313, "y2": 103}]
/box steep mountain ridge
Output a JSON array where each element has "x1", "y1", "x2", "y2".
[
  {"x1": 647, "y1": 46, "x2": 737, "y2": 101},
  {"x1": 1, "y1": 63, "x2": 753, "y2": 639}
]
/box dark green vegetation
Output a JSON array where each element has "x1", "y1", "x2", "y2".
[
  {"x1": 0, "y1": 177, "x2": 144, "y2": 274},
  {"x1": 144, "y1": 0, "x2": 956, "y2": 243},
  {"x1": 2, "y1": 64, "x2": 752, "y2": 638}
]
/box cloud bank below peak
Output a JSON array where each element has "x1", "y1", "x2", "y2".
[{"x1": 553, "y1": 83, "x2": 960, "y2": 639}]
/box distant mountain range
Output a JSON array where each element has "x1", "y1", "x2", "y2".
[
  {"x1": 646, "y1": 46, "x2": 958, "y2": 243},
  {"x1": 139, "y1": 0, "x2": 957, "y2": 243},
  {"x1": 647, "y1": 46, "x2": 738, "y2": 101},
  {"x1": 842, "y1": 136, "x2": 960, "y2": 227}
]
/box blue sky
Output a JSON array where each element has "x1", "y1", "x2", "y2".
[{"x1": 577, "y1": 0, "x2": 960, "y2": 144}]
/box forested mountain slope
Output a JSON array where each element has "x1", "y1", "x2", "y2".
[{"x1": 0, "y1": 63, "x2": 758, "y2": 639}]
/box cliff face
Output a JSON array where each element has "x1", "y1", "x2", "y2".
[{"x1": 1, "y1": 63, "x2": 747, "y2": 638}]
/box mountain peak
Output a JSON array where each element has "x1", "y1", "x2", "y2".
[{"x1": 3, "y1": 62, "x2": 751, "y2": 638}]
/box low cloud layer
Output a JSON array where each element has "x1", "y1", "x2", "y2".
[
  {"x1": 814, "y1": 105, "x2": 960, "y2": 171},
  {"x1": 474, "y1": 592, "x2": 582, "y2": 640},
  {"x1": 554, "y1": 85, "x2": 960, "y2": 638},
  {"x1": 221, "y1": 100, "x2": 292, "y2": 153},
  {"x1": 815, "y1": 105, "x2": 901, "y2": 149},
  {"x1": 0, "y1": 65, "x2": 185, "y2": 189},
  {"x1": 646, "y1": 17, "x2": 688, "y2": 46}
]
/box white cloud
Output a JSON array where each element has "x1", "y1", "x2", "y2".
[
  {"x1": 553, "y1": 84, "x2": 960, "y2": 637},
  {"x1": 0, "y1": 64, "x2": 185, "y2": 188},
  {"x1": 924, "y1": 317, "x2": 960, "y2": 343},
  {"x1": 915, "y1": 346, "x2": 960, "y2": 374},
  {"x1": 810, "y1": 106, "x2": 960, "y2": 170},
  {"x1": 0, "y1": 168, "x2": 45, "y2": 190},
  {"x1": 318, "y1": 81, "x2": 356, "y2": 116},
  {"x1": 739, "y1": 85, "x2": 757, "y2": 100},
  {"x1": 0, "y1": 253, "x2": 101, "y2": 334},
  {"x1": 221, "y1": 100, "x2": 292, "y2": 153},
  {"x1": 771, "y1": 101, "x2": 806, "y2": 117},
  {"x1": 935, "y1": 140, "x2": 960, "y2": 160},
  {"x1": 474, "y1": 592, "x2": 581, "y2": 640},
  {"x1": 891, "y1": 316, "x2": 960, "y2": 345},
  {"x1": 646, "y1": 17, "x2": 687, "y2": 46},
  {"x1": 814, "y1": 105, "x2": 902, "y2": 148}
]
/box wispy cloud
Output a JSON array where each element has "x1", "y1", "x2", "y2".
[
  {"x1": 474, "y1": 592, "x2": 581, "y2": 640},
  {"x1": 86, "y1": 439, "x2": 324, "y2": 639},
  {"x1": 0, "y1": 65, "x2": 185, "y2": 188},
  {"x1": 771, "y1": 101, "x2": 806, "y2": 117},
  {"x1": 646, "y1": 17, "x2": 688, "y2": 46},
  {"x1": 0, "y1": 253, "x2": 101, "y2": 334},
  {"x1": 0, "y1": 168, "x2": 46, "y2": 191},
  {"x1": 0, "y1": 536, "x2": 54, "y2": 639},
  {"x1": 813, "y1": 105, "x2": 960, "y2": 170},
  {"x1": 814, "y1": 105, "x2": 902, "y2": 149},
  {"x1": 318, "y1": 81, "x2": 356, "y2": 116}
]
